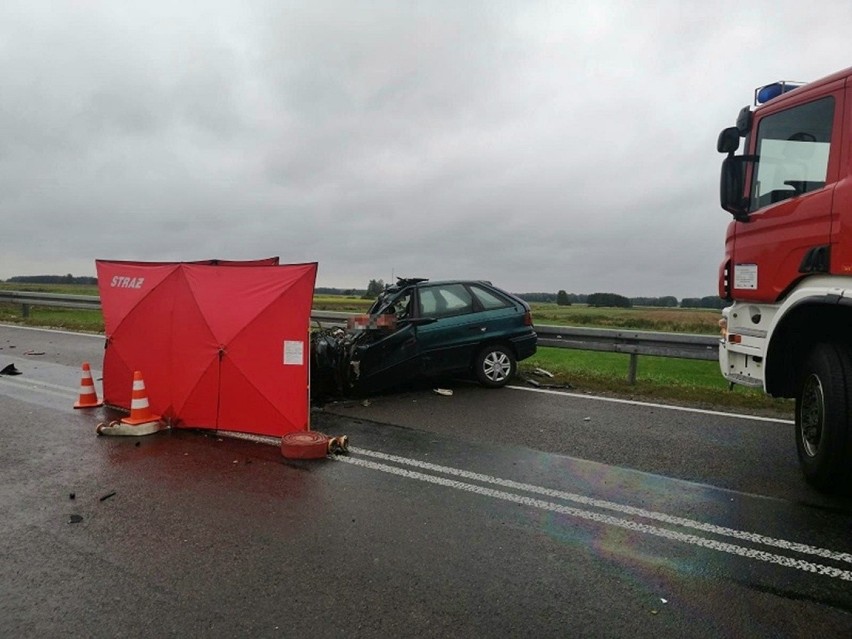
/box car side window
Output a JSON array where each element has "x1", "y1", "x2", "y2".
[
  {"x1": 419, "y1": 284, "x2": 474, "y2": 318},
  {"x1": 469, "y1": 284, "x2": 511, "y2": 310}
]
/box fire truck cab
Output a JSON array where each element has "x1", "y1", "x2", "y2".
[{"x1": 717, "y1": 67, "x2": 852, "y2": 491}]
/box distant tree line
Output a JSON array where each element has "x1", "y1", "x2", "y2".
[
  {"x1": 315, "y1": 287, "x2": 365, "y2": 297},
  {"x1": 680, "y1": 296, "x2": 731, "y2": 309},
  {"x1": 2, "y1": 275, "x2": 733, "y2": 311},
  {"x1": 363, "y1": 279, "x2": 385, "y2": 298},
  {"x1": 587, "y1": 292, "x2": 632, "y2": 308},
  {"x1": 520, "y1": 290, "x2": 729, "y2": 309},
  {"x1": 520, "y1": 292, "x2": 592, "y2": 305},
  {"x1": 631, "y1": 296, "x2": 679, "y2": 308},
  {"x1": 5, "y1": 274, "x2": 97, "y2": 285}
]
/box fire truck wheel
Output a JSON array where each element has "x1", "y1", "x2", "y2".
[
  {"x1": 795, "y1": 343, "x2": 852, "y2": 492},
  {"x1": 474, "y1": 344, "x2": 516, "y2": 388}
]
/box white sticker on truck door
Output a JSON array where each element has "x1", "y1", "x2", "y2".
[{"x1": 734, "y1": 263, "x2": 758, "y2": 290}]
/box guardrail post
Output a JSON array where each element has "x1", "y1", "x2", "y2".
[
  {"x1": 22, "y1": 303, "x2": 30, "y2": 319},
  {"x1": 627, "y1": 353, "x2": 638, "y2": 385}
]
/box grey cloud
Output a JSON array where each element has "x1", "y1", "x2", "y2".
[{"x1": 3, "y1": 0, "x2": 852, "y2": 300}]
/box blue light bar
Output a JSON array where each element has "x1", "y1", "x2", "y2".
[{"x1": 754, "y1": 81, "x2": 805, "y2": 105}]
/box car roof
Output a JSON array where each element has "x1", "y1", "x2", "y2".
[
  {"x1": 386, "y1": 279, "x2": 523, "y2": 302},
  {"x1": 391, "y1": 278, "x2": 495, "y2": 289}
]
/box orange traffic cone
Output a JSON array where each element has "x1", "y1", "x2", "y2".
[
  {"x1": 120, "y1": 371, "x2": 161, "y2": 425},
  {"x1": 73, "y1": 362, "x2": 103, "y2": 409}
]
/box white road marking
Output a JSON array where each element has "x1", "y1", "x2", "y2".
[
  {"x1": 0, "y1": 376, "x2": 77, "y2": 399},
  {"x1": 509, "y1": 384, "x2": 794, "y2": 424},
  {"x1": 0, "y1": 323, "x2": 103, "y2": 338},
  {"x1": 336, "y1": 454, "x2": 852, "y2": 581},
  {"x1": 215, "y1": 433, "x2": 851, "y2": 572},
  {"x1": 349, "y1": 447, "x2": 852, "y2": 565}
]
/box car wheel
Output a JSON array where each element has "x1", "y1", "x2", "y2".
[
  {"x1": 795, "y1": 343, "x2": 852, "y2": 492},
  {"x1": 475, "y1": 344, "x2": 516, "y2": 388}
]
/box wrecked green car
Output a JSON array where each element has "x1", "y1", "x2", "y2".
[{"x1": 311, "y1": 278, "x2": 537, "y2": 396}]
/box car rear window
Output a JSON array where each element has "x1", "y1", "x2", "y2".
[{"x1": 469, "y1": 284, "x2": 512, "y2": 310}]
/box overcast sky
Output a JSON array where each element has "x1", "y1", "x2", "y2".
[{"x1": 2, "y1": 1, "x2": 851, "y2": 297}]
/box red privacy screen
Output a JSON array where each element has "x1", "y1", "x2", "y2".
[{"x1": 96, "y1": 259, "x2": 317, "y2": 437}]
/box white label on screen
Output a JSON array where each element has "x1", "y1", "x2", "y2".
[{"x1": 283, "y1": 340, "x2": 304, "y2": 366}]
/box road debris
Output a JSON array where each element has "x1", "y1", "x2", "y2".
[
  {"x1": 0, "y1": 363, "x2": 22, "y2": 375},
  {"x1": 433, "y1": 388, "x2": 453, "y2": 396},
  {"x1": 523, "y1": 376, "x2": 572, "y2": 390},
  {"x1": 361, "y1": 399, "x2": 371, "y2": 407},
  {"x1": 328, "y1": 435, "x2": 350, "y2": 455},
  {"x1": 539, "y1": 382, "x2": 573, "y2": 390},
  {"x1": 583, "y1": 417, "x2": 591, "y2": 422},
  {"x1": 68, "y1": 514, "x2": 83, "y2": 524},
  {"x1": 99, "y1": 492, "x2": 117, "y2": 502},
  {"x1": 24, "y1": 350, "x2": 45, "y2": 356},
  {"x1": 533, "y1": 368, "x2": 555, "y2": 378}
]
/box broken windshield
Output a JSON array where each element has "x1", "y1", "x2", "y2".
[{"x1": 368, "y1": 287, "x2": 414, "y2": 321}]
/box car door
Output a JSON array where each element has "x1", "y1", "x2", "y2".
[
  {"x1": 466, "y1": 283, "x2": 523, "y2": 337},
  {"x1": 352, "y1": 287, "x2": 420, "y2": 391},
  {"x1": 415, "y1": 283, "x2": 482, "y2": 375}
]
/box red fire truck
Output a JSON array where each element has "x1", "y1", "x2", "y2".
[{"x1": 717, "y1": 67, "x2": 852, "y2": 491}]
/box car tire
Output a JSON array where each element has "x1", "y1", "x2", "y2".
[
  {"x1": 795, "y1": 343, "x2": 852, "y2": 492},
  {"x1": 474, "y1": 344, "x2": 516, "y2": 388}
]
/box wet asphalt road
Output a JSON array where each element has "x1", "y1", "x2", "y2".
[{"x1": 2, "y1": 324, "x2": 852, "y2": 637}]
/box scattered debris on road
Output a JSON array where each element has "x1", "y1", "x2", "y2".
[
  {"x1": 523, "y1": 376, "x2": 574, "y2": 390},
  {"x1": 99, "y1": 492, "x2": 117, "y2": 502},
  {"x1": 433, "y1": 388, "x2": 453, "y2": 396},
  {"x1": 328, "y1": 435, "x2": 350, "y2": 455},
  {"x1": 0, "y1": 363, "x2": 22, "y2": 375},
  {"x1": 68, "y1": 514, "x2": 83, "y2": 524}
]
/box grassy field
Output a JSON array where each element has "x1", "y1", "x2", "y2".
[
  {"x1": 0, "y1": 285, "x2": 791, "y2": 416},
  {"x1": 0, "y1": 282, "x2": 101, "y2": 296},
  {"x1": 530, "y1": 303, "x2": 721, "y2": 334}
]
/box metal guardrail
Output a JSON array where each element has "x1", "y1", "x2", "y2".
[
  {"x1": 0, "y1": 290, "x2": 101, "y2": 317},
  {"x1": 0, "y1": 292, "x2": 720, "y2": 383},
  {"x1": 534, "y1": 324, "x2": 718, "y2": 383}
]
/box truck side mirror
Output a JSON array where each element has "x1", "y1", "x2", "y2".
[
  {"x1": 717, "y1": 127, "x2": 741, "y2": 154},
  {"x1": 720, "y1": 155, "x2": 749, "y2": 221}
]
